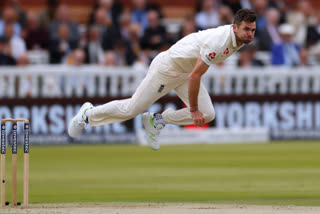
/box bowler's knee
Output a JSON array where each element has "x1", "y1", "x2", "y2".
[
  {"x1": 127, "y1": 107, "x2": 143, "y2": 118},
  {"x1": 129, "y1": 104, "x2": 147, "y2": 118},
  {"x1": 204, "y1": 106, "x2": 215, "y2": 123}
]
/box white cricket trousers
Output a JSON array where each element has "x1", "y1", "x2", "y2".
[{"x1": 89, "y1": 51, "x2": 215, "y2": 126}]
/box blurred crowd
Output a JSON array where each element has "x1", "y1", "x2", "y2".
[{"x1": 1, "y1": 0, "x2": 320, "y2": 68}]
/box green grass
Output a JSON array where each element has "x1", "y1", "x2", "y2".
[{"x1": 3, "y1": 141, "x2": 320, "y2": 205}]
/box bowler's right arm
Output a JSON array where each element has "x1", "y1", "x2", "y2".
[{"x1": 188, "y1": 57, "x2": 209, "y2": 127}]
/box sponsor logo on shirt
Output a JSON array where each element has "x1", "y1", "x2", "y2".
[
  {"x1": 208, "y1": 52, "x2": 216, "y2": 59},
  {"x1": 206, "y1": 52, "x2": 216, "y2": 62},
  {"x1": 205, "y1": 55, "x2": 212, "y2": 62}
]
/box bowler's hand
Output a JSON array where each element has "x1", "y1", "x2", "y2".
[{"x1": 191, "y1": 110, "x2": 205, "y2": 127}]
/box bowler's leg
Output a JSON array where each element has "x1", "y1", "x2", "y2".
[
  {"x1": 89, "y1": 71, "x2": 171, "y2": 127},
  {"x1": 162, "y1": 80, "x2": 215, "y2": 125}
]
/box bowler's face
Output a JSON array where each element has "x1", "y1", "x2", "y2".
[{"x1": 234, "y1": 21, "x2": 256, "y2": 45}]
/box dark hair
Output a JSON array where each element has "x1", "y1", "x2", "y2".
[{"x1": 233, "y1": 9, "x2": 256, "y2": 25}]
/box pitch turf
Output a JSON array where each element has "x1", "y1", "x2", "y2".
[{"x1": 3, "y1": 141, "x2": 320, "y2": 205}]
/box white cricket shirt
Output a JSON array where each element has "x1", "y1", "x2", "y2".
[{"x1": 168, "y1": 24, "x2": 243, "y2": 73}]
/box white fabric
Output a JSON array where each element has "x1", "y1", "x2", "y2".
[
  {"x1": 168, "y1": 24, "x2": 243, "y2": 73},
  {"x1": 89, "y1": 25, "x2": 244, "y2": 126},
  {"x1": 10, "y1": 36, "x2": 26, "y2": 59},
  {"x1": 162, "y1": 78, "x2": 215, "y2": 125},
  {"x1": 89, "y1": 51, "x2": 215, "y2": 126}
]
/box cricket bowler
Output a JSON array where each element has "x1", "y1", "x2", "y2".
[{"x1": 68, "y1": 9, "x2": 257, "y2": 150}]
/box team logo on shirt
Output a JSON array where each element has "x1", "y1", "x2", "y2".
[{"x1": 158, "y1": 84, "x2": 165, "y2": 93}]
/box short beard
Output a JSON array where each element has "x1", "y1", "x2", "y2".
[
  {"x1": 235, "y1": 35, "x2": 251, "y2": 46},
  {"x1": 238, "y1": 37, "x2": 252, "y2": 45}
]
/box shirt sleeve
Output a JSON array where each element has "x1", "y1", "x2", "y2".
[{"x1": 200, "y1": 41, "x2": 223, "y2": 66}]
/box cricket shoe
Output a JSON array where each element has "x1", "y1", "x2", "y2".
[
  {"x1": 142, "y1": 112, "x2": 166, "y2": 150},
  {"x1": 68, "y1": 102, "x2": 93, "y2": 138}
]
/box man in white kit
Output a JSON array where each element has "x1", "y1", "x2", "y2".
[{"x1": 68, "y1": 9, "x2": 256, "y2": 150}]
